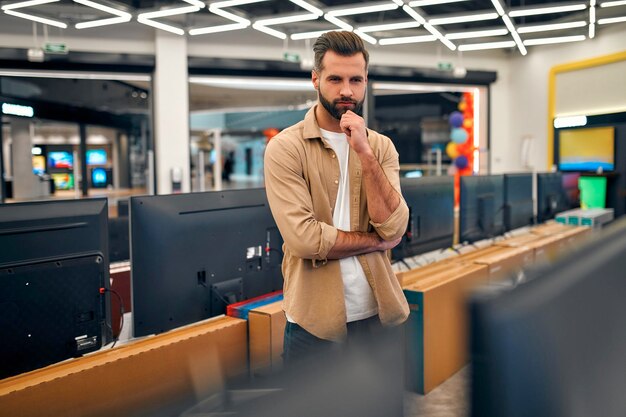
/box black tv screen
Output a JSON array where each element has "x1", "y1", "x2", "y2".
[
  {"x1": 130, "y1": 188, "x2": 283, "y2": 337},
  {"x1": 460, "y1": 175, "x2": 505, "y2": 243},
  {"x1": 392, "y1": 176, "x2": 454, "y2": 260},
  {"x1": 503, "y1": 173, "x2": 534, "y2": 231},
  {"x1": 0, "y1": 198, "x2": 110, "y2": 379},
  {"x1": 470, "y1": 217, "x2": 626, "y2": 417},
  {"x1": 536, "y1": 172, "x2": 569, "y2": 223}
]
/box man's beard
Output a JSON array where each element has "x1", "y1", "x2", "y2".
[{"x1": 318, "y1": 88, "x2": 364, "y2": 120}]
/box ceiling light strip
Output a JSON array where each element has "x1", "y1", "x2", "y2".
[
  {"x1": 210, "y1": 0, "x2": 267, "y2": 8},
  {"x1": 1, "y1": 0, "x2": 58, "y2": 10},
  {"x1": 255, "y1": 13, "x2": 319, "y2": 26},
  {"x1": 458, "y1": 40, "x2": 516, "y2": 51},
  {"x1": 76, "y1": 15, "x2": 131, "y2": 29},
  {"x1": 354, "y1": 30, "x2": 378, "y2": 45},
  {"x1": 358, "y1": 21, "x2": 421, "y2": 32},
  {"x1": 379, "y1": 34, "x2": 436, "y2": 45},
  {"x1": 490, "y1": 0, "x2": 505, "y2": 16},
  {"x1": 402, "y1": 5, "x2": 426, "y2": 24},
  {"x1": 189, "y1": 22, "x2": 248, "y2": 35},
  {"x1": 208, "y1": 6, "x2": 250, "y2": 24},
  {"x1": 0, "y1": 70, "x2": 151, "y2": 81},
  {"x1": 137, "y1": 17, "x2": 185, "y2": 35},
  {"x1": 4, "y1": 9, "x2": 67, "y2": 27},
  {"x1": 429, "y1": 12, "x2": 499, "y2": 25},
  {"x1": 409, "y1": 0, "x2": 470, "y2": 6},
  {"x1": 600, "y1": 0, "x2": 626, "y2": 6},
  {"x1": 401, "y1": 5, "x2": 456, "y2": 49},
  {"x1": 445, "y1": 28, "x2": 508, "y2": 39},
  {"x1": 517, "y1": 20, "x2": 587, "y2": 33},
  {"x1": 509, "y1": 3, "x2": 587, "y2": 17},
  {"x1": 138, "y1": 5, "x2": 199, "y2": 20},
  {"x1": 327, "y1": 3, "x2": 399, "y2": 17},
  {"x1": 290, "y1": 30, "x2": 331, "y2": 40},
  {"x1": 597, "y1": 15, "x2": 626, "y2": 23},
  {"x1": 289, "y1": 0, "x2": 323, "y2": 16},
  {"x1": 523, "y1": 35, "x2": 586, "y2": 45},
  {"x1": 252, "y1": 23, "x2": 287, "y2": 39},
  {"x1": 502, "y1": 14, "x2": 527, "y2": 55},
  {"x1": 324, "y1": 14, "x2": 353, "y2": 31},
  {"x1": 589, "y1": 1, "x2": 596, "y2": 38}
]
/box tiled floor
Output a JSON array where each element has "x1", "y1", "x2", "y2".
[{"x1": 405, "y1": 367, "x2": 470, "y2": 417}]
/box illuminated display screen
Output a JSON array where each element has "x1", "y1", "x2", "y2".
[{"x1": 558, "y1": 126, "x2": 614, "y2": 171}]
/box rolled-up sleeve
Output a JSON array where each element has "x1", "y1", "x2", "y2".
[
  {"x1": 264, "y1": 134, "x2": 337, "y2": 261},
  {"x1": 368, "y1": 136, "x2": 409, "y2": 241}
]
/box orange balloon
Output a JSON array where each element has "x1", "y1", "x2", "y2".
[
  {"x1": 458, "y1": 101, "x2": 467, "y2": 112},
  {"x1": 463, "y1": 118, "x2": 473, "y2": 129}
]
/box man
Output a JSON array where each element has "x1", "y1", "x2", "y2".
[{"x1": 264, "y1": 31, "x2": 409, "y2": 362}]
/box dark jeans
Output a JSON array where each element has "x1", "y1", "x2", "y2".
[{"x1": 282, "y1": 316, "x2": 405, "y2": 417}]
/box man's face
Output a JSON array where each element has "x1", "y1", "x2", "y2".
[{"x1": 312, "y1": 50, "x2": 368, "y2": 120}]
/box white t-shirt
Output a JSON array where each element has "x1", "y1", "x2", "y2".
[{"x1": 319, "y1": 128, "x2": 378, "y2": 322}]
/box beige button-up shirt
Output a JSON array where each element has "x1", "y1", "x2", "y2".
[{"x1": 264, "y1": 106, "x2": 410, "y2": 341}]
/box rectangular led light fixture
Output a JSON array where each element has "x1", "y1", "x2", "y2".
[
  {"x1": 409, "y1": 0, "x2": 470, "y2": 6},
  {"x1": 353, "y1": 30, "x2": 378, "y2": 45},
  {"x1": 589, "y1": 22, "x2": 596, "y2": 37},
  {"x1": 255, "y1": 13, "x2": 319, "y2": 26},
  {"x1": 523, "y1": 35, "x2": 586, "y2": 45},
  {"x1": 189, "y1": 22, "x2": 248, "y2": 35},
  {"x1": 210, "y1": 0, "x2": 267, "y2": 8},
  {"x1": 290, "y1": 29, "x2": 331, "y2": 40},
  {"x1": 2, "y1": 103, "x2": 34, "y2": 117},
  {"x1": 490, "y1": 0, "x2": 506, "y2": 16},
  {"x1": 76, "y1": 15, "x2": 130, "y2": 29},
  {"x1": 458, "y1": 40, "x2": 516, "y2": 51},
  {"x1": 445, "y1": 28, "x2": 508, "y2": 39},
  {"x1": 402, "y1": 5, "x2": 426, "y2": 24},
  {"x1": 327, "y1": 3, "x2": 399, "y2": 17},
  {"x1": 137, "y1": 17, "x2": 185, "y2": 35},
  {"x1": 429, "y1": 12, "x2": 499, "y2": 25},
  {"x1": 1, "y1": 0, "x2": 57, "y2": 10},
  {"x1": 509, "y1": 3, "x2": 587, "y2": 17},
  {"x1": 138, "y1": 5, "x2": 199, "y2": 19},
  {"x1": 517, "y1": 21, "x2": 587, "y2": 33},
  {"x1": 357, "y1": 21, "x2": 421, "y2": 32},
  {"x1": 324, "y1": 14, "x2": 353, "y2": 30},
  {"x1": 252, "y1": 23, "x2": 287, "y2": 39},
  {"x1": 600, "y1": 0, "x2": 626, "y2": 7},
  {"x1": 4, "y1": 9, "x2": 67, "y2": 28},
  {"x1": 554, "y1": 115, "x2": 587, "y2": 128},
  {"x1": 598, "y1": 15, "x2": 626, "y2": 24},
  {"x1": 379, "y1": 34, "x2": 436, "y2": 45},
  {"x1": 290, "y1": 0, "x2": 323, "y2": 16}
]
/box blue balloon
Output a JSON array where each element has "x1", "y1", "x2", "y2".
[
  {"x1": 449, "y1": 111, "x2": 464, "y2": 128},
  {"x1": 455, "y1": 155, "x2": 469, "y2": 169},
  {"x1": 451, "y1": 128, "x2": 468, "y2": 144}
]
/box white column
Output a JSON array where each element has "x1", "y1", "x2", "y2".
[
  {"x1": 153, "y1": 30, "x2": 190, "y2": 194},
  {"x1": 11, "y1": 118, "x2": 42, "y2": 200}
]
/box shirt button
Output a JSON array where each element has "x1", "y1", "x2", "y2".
[{"x1": 334, "y1": 180, "x2": 339, "y2": 184}]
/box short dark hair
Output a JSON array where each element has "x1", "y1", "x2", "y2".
[{"x1": 313, "y1": 31, "x2": 369, "y2": 72}]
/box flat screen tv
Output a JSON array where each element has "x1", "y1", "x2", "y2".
[
  {"x1": 86, "y1": 149, "x2": 107, "y2": 165},
  {"x1": 0, "y1": 198, "x2": 111, "y2": 379},
  {"x1": 470, "y1": 216, "x2": 626, "y2": 417},
  {"x1": 51, "y1": 173, "x2": 74, "y2": 190},
  {"x1": 503, "y1": 173, "x2": 534, "y2": 231},
  {"x1": 558, "y1": 126, "x2": 614, "y2": 172},
  {"x1": 392, "y1": 176, "x2": 454, "y2": 260},
  {"x1": 460, "y1": 175, "x2": 505, "y2": 243},
  {"x1": 536, "y1": 173, "x2": 569, "y2": 223},
  {"x1": 47, "y1": 151, "x2": 74, "y2": 170},
  {"x1": 130, "y1": 188, "x2": 283, "y2": 337}
]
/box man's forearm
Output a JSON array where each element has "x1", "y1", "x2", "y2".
[
  {"x1": 360, "y1": 152, "x2": 401, "y2": 224},
  {"x1": 327, "y1": 230, "x2": 399, "y2": 259}
]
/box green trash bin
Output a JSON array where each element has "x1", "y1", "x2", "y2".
[{"x1": 579, "y1": 176, "x2": 607, "y2": 209}]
